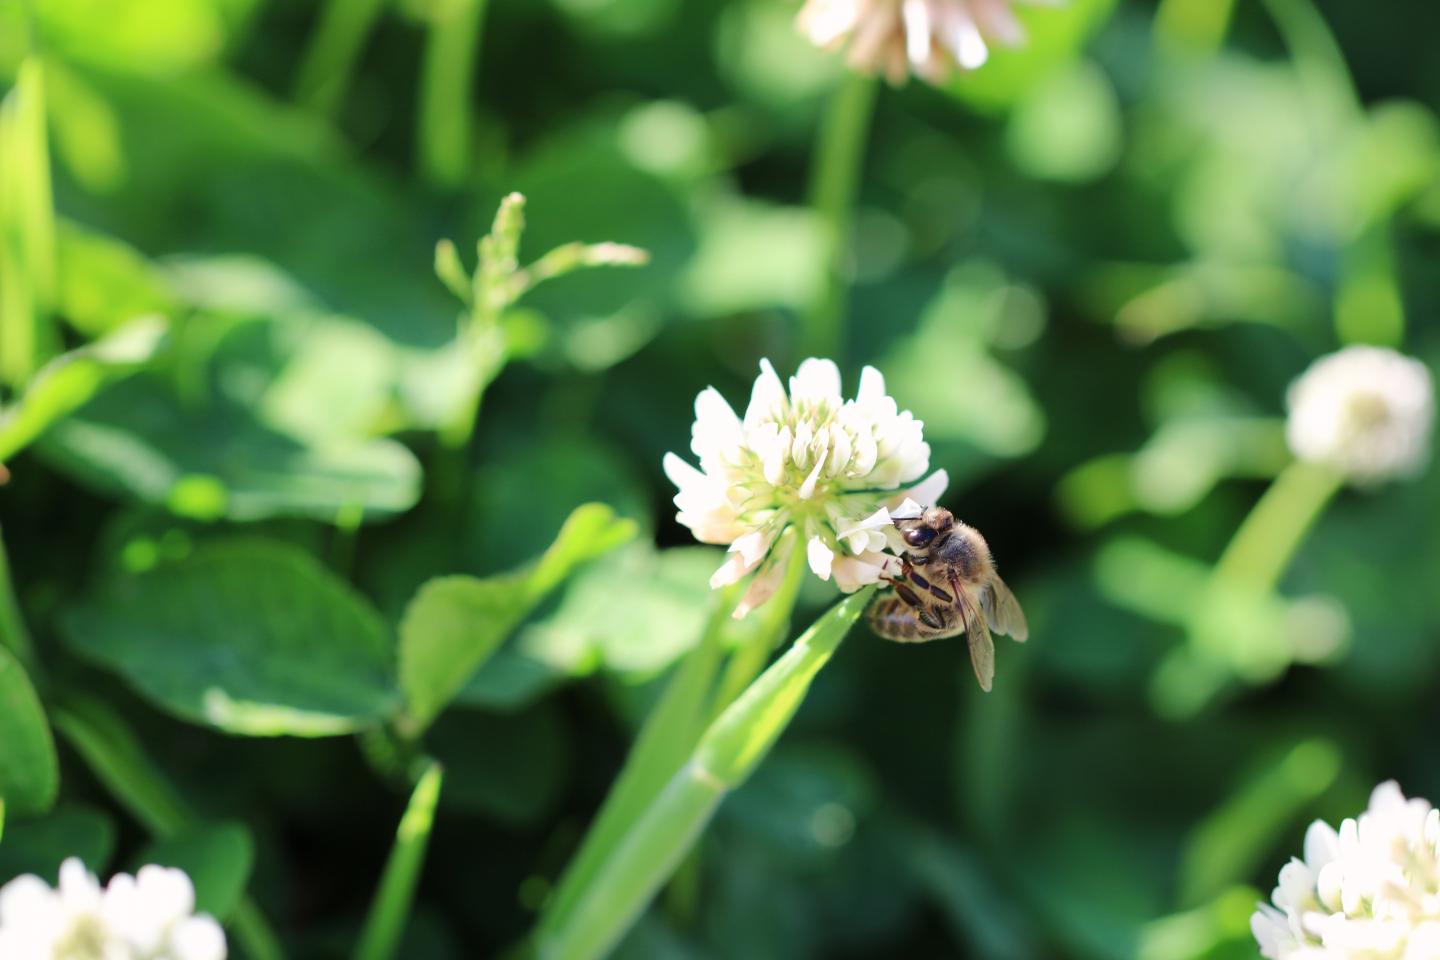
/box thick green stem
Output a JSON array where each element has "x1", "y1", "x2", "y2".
[
  {"x1": 417, "y1": 0, "x2": 487, "y2": 188},
  {"x1": 1211, "y1": 459, "x2": 1343, "y2": 593},
  {"x1": 709, "y1": 541, "x2": 807, "y2": 716},
  {"x1": 293, "y1": 0, "x2": 388, "y2": 116},
  {"x1": 535, "y1": 588, "x2": 872, "y2": 960},
  {"x1": 537, "y1": 582, "x2": 740, "y2": 938},
  {"x1": 801, "y1": 73, "x2": 876, "y2": 362},
  {"x1": 356, "y1": 762, "x2": 445, "y2": 960}
]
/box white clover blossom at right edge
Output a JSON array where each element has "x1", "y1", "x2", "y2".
[
  {"x1": 664, "y1": 357, "x2": 947, "y2": 617},
  {"x1": 1252, "y1": 781, "x2": 1440, "y2": 960}
]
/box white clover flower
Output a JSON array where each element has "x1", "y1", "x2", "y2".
[
  {"x1": 1252, "y1": 781, "x2": 1440, "y2": 960},
  {"x1": 664, "y1": 358, "x2": 946, "y2": 617},
  {"x1": 796, "y1": 0, "x2": 1046, "y2": 85},
  {"x1": 0, "y1": 858, "x2": 226, "y2": 960},
  {"x1": 1286, "y1": 346, "x2": 1434, "y2": 485}
]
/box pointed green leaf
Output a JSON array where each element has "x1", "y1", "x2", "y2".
[
  {"x1": 0, "y1": 645, "x2": 58, "y2": 815},
  {"x1": 399, "y1": 503, "x2": 636, "y2": 730}
]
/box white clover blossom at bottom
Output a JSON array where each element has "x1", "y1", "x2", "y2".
[
  {"x1": 1252, "y1": 781, "x2": 1440, "y2": 960},
  {"x1": 1286, "y1": 346, "x2": 1434, "y2": 485},
  {"x1": 664, "y1": 357, "x2": 947, "y2": 617},
  {"x1": 0, "y1": 858, "x2": 226, "y2": 960},
  {"x1": 796, "y1": 0, "x2": 1047, "y2": 85}
]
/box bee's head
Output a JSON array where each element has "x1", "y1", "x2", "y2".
[{"x1": 895, "y1": 506, "x2": 954, "y2": 549}]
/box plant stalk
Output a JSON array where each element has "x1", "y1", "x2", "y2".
[{"x1": 801, "y1": 73, "x2": 877, "y2": 362}]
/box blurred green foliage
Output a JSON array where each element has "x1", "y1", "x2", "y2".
[{"x1": 0, "y1": 0, "x2": 1438, "y2": 957}]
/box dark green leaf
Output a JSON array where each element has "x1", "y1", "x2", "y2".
[
  {"x1": 61, "y1": 539, "x2": 398, "y2": 736},
  {"x1": 0, "y1": 646, "x2": 58, "y2": 815}
]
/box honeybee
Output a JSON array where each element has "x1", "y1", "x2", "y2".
[{"x1": 868, "y1": 505, "x2": 1028, "y2": 691}]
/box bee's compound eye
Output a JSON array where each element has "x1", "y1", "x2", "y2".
[{"x1": 903, "y1": 526, "x2": 936, "y2": 548}]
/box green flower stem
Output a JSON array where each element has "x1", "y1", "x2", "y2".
[
  {"x1": 52, "y1": 693, "x2": 286, "y2": 960},
  {"x1": 1211, "y1": 459, "x2": 1343, "y2": 593},
  {"x1": 537, "y1": 580, "x2": 742, "y2": 939},
  {"x1": 801, "y1": 73, "x2": 877, "y2": 362},
  {"x1": 0, "y1": 524, "x2": 37, "y2": 678},
  {"x1": 536, "y1": 588, "x2": 873, "y2": 960},
  {"x1": 292, "y1": 0, "x2": 388, "y2": 116},
  {"x1": 710, "y1": 540, "x2": 807, "y2": 716},
  {"x1": 1153, "y1": 0, "x2": 1237, "y2": 59},
  {"x1": 356, "y1": 762, "x2": 445, "y2": 960},
  {"x1": 417, "y1": 0, "x2": 487, "y2": 188},
  {"x1": 1155, "y1": 460, "x2": 1345, "y2": 715}
]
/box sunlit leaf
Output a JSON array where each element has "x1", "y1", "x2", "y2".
[
  {"x1": 37, "y1": 374, "x2": 421, "y2": 522},
  {"x1": 399, "y1": 504, "x2": 637, "y2": 730},
  {"x1": 61, "y1": 539, "x2": 398, "y2": 736},
  {"x1": 0, "y1": 316, "x2": 166, "y2": 462}
]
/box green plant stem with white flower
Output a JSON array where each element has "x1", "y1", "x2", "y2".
[
  {"x1": 802, "y1": 73, "x2": 877, "y2": 361},
  {"x1": 535, "y1": 588, "x2": 874, "y2": 960}
]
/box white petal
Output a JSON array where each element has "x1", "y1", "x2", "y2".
[
  {"x1": 710, "y1": 550, "x2": 759, "y2": 588},
  {"x1": 807, "y1": 536, "x2": 835, "y2": 580},
  {"x1": 831, "y1": 551, "x2": 896, "y2": 592},
  {"x1": 892, "y1": 469, "x2": 948, "y2": 510},
  {"x1": 901, "y1": 0, "x2": 931, "y2": 65},
  {"x1": 732, "y1": 541, "x2": 795, "y2": 619},
  {"x1": 790, "y1": 358, "x2": 843, "y2": 407},
  {"x1": 797, "y1": 455, "x2": 827, "y2": 499},
  {"x1": 745, "y1": 358, "x2": 788, "y2": 428},
  {"x1": 170, "y1": 915, "x2": 228, "y2": 960},
  {"x1": 890, "y1": 497, "x2": 924, "y2": 520},
  {"x1": 856, "y1": 365, "x2": 887, "y2": 405},
  {"x1": 662, "y1": 452, "x2": 703, "y2": 490}
]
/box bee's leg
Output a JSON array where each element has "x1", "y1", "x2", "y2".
[
  {"x1": 901, "y1": 557, "x2": 953, "y2": 604},
  {"x1": 889, "y1": 581, "x2": 926, "y2": 611}
]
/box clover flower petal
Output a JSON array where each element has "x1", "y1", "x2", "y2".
[
  {"x1": 1286, "y1": 346, "x2": 1434, "y2": 485},
  {"x1": 667, "y1": 357, "x2": 944, "y2": 617},
  {"x1": 796, "y1": 0, "x2": 1044, "y2": 85},
  {"x1": 0, "y1": 858, "x2": 227, "y2": 960},
  {"x1": 1253, "y1": 781, "x2": 1440, "y2": 960}
]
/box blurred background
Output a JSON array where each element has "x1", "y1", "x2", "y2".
[{"x1": 1, "y1": 0, "x2": 1438, "y2": 956}]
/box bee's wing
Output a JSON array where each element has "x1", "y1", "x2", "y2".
[
  {"x1": 957, "y1": 589, "x2": 995, "y2": 692},
  {"x1": 981, "y1": 575, "x2": 1028, "y2": 643}
]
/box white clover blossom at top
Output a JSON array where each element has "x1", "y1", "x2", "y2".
[
  {"x1": 796, "y1": 0, "x2": 1044, "y2": 85},
  {"x1": 1286, "y1": 346, "x2": 1434, "y2": 485},
  {"x1": 0, "y1": 858, "x2": 226, "y2": 960},
  {"x1": 1252, "y1": 781, "x2": 1440, "y2": 960},
  {"x1": 665, "y1": 358, "x2": 946, "y2": 617}
]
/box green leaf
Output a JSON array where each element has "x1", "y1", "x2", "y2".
[
  {"x1": 399, "y1": 503, "x2": 637, "y2": 731},
  {"x1": 0, "y1": 646, "x2": 58, "y2": 815},
  {"x1": 0, "y1": 805, "x2": 115, "y2": 881},
  {"x1": 135, "y1": 821, "x2": 254, "y2": 919},
  {"x1": 0, "y1": 316, "x2": 167, "y2": 461},
  {"x1": 56, "y1": 221, "x2": 176, "y2": 337},
  {"x1": 38, "y1": 374, "x2": 421, "y2": 522},
  {"x1": 61, "y1": 539, "x2": 398, "y2": 736}
]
